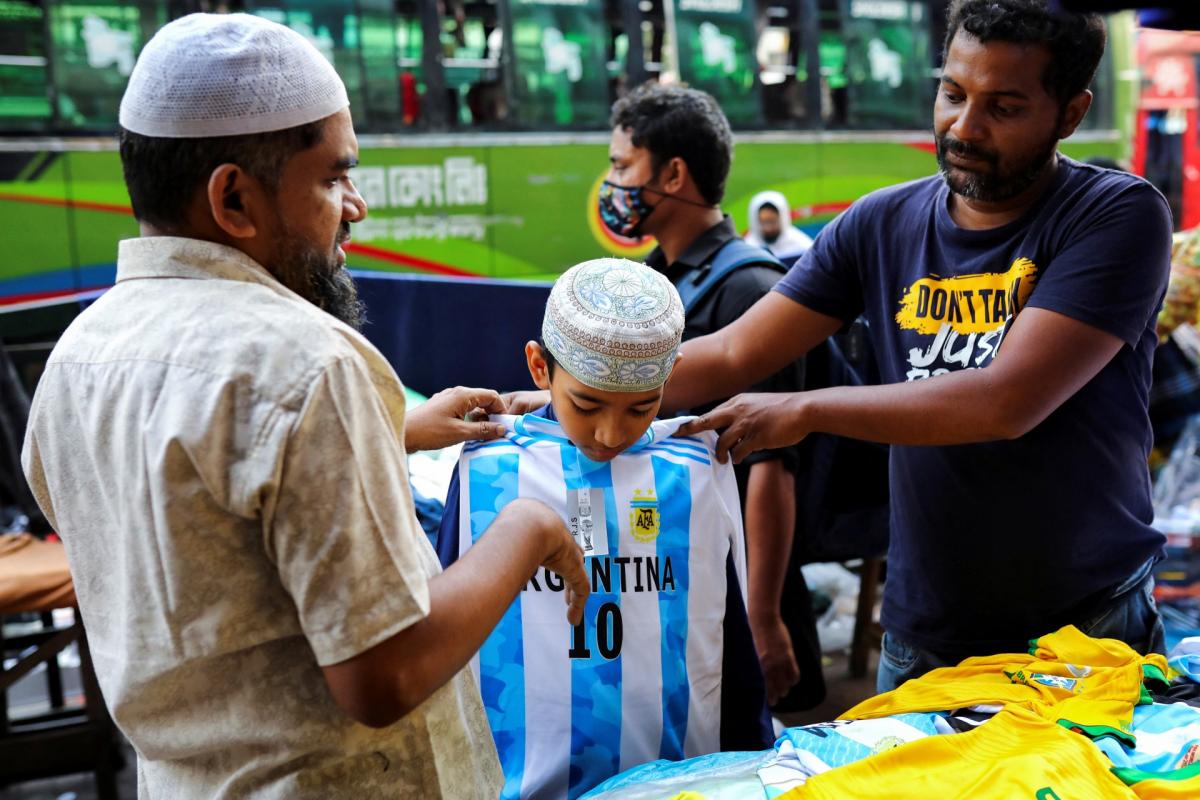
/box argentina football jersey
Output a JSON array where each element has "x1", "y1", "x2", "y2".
[{"x1": 438, "y1": 408, "x2": 764, "y2": 799}]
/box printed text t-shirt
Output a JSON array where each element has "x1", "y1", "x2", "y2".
[{"x1": 775, "y1": 157, "x2": 1170, "y2": 655}]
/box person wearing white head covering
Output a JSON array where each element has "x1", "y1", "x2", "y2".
[
  {"x1": 745, "y1": 190, "x2": 814, "y2": 264},
  {"x1": 22, "y1": 13, "x2": 588, "y2": 799}
]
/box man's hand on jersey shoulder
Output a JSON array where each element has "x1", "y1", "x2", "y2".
[
  {"x1": 677, "y1": 393, "x2": 809, "y2": 463},
  {"x1": 405, "y1": 386, "x2": 509, "y2": 453}
]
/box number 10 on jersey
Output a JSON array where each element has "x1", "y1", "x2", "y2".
[{"x1": 569, "y1": 602, "x2": 624, "y2": 660}]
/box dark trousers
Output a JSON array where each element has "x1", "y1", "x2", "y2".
[{"x1": 877, "y1": 566, "x2": 1166, "y2": 694}]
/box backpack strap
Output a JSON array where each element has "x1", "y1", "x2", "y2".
[{"x1": 675, "y1": 239, "x2": 786, "y2": 315}]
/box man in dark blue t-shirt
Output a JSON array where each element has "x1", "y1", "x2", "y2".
[{"x1": 674, "y1": 0, "x2": 1172, "y2": 691}]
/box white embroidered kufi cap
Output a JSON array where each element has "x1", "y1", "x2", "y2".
[
  {"x1": 119, "y1": 13, "x2": 349, "y2": 138},
  {"x1": 542, "y1": 258, "x2": 685, "y2": 392}
]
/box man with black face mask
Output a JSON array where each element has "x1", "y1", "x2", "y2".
[
  {"x1": 673, "y1": 0, "x2": 1173, "y2": 693},
  {"x1": 599, "y1": 82, "x2": 826, "y2": 719}
]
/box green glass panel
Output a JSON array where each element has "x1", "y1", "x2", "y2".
[
  {"x1": 840, "y1": 0, "x2": 930, "y2": 129},
  {"x1": 819, "y1": 34, "x2": 847, "y2": 90},
  {"x1": 359, "y1": 0, "x2": 400, "y2": 129},
  {"x1": 47, "y1": 0, "x2": 164, "y2": 129},
  {"x1": 0, "y1": 0, "x2": 51, "y2": 128},
  {"x1": 674, "y1": 0, "x2": 762, "y2": 126},
  {"x1": 509, "y1": 0, "x2": 610, "y2": 128}
]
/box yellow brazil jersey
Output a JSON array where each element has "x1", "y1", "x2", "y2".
[
  {"x1": 840, "y1": 626, "x2": 1168, "y2": 743},
  {"x1": 781, "y1": 705, "x2": 1138, "y2": 799}
]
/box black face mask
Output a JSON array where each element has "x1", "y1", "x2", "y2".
[
  {"x1": 598, "y1": 178, "x2": 657, "y2": 239},
  {"x1": 598, "y1": 164, "x2": 719, "y2": 239}
]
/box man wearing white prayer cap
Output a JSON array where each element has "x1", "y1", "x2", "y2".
[{"x1": 21, "y1": 13, "x2": 588, "y2": 798}]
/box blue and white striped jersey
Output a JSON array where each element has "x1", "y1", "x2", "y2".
[
  {"x1": 1093, "y1": 701, "x2": 1200, "y2": 775},
  {"x1": 439, "y1": 410, "x2": 750, "y2": 800}
]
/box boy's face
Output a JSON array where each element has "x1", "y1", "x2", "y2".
[{"x1": 525, "y1": 342, "x2": 668, "y2": 462}]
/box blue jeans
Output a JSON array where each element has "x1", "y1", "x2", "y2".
[{"x1": 876, "y1": 567, "x2": 1167, "y2": 694}]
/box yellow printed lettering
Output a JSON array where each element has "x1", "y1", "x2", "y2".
[{"x1": 895, "y1": 258, "x2": 1037, "y2": 335}]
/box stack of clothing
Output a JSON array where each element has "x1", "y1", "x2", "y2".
[
  {"x1": 582, "y1": 626, "x2": 1200, "y2": 799},
  {"x1": 1150, "y1": 226, "x2": 1200, "y2": 451}
]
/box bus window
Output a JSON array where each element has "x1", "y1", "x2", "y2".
[
  {"x1": 639, "y1": 0, "x2": 666, "y2": 82},
  {"x1": 756, "y1": 0, "x2": 817, "y2": 127},
  {"x1": 509, "y1": 0, "x2": 611, "y2": 128},
  {"x1": 607, "y1": 0, "x2": 666, "y2": 93},
  {"x1": 838, "y1": 0, "x2": 932, "y2": 130},
  {"x1": 0, "y1": 0, "x2": 52, "y2": 131},
  {"x1": 604, "y1": 0, "x2": 634, "y2": 102},
  {"x1": 395, "y1": 0, "x2": 424, "y2": 126},
  {"x1": 674, "y1": 0, "x2": 763, "y2": 127},
  {"x1": 817, "y1": 0, "x2": 847, "y2": 127},
  {"x1": 438, "y1": 0, "x2": 506, "y2": 127},
  {"x1": 358, "y1": 0, "x2": 401, "y2": 130},
  {"x1": 45, "y1": 0, "x2": 164, "y2": 130}
]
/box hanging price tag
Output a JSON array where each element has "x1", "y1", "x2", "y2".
[{"x1": 566, "y1": 487, "x2": 608, "y2": 557}]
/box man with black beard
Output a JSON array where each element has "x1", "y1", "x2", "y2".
[
  {"x1": 21, "y1": 14, "x2": 588, "y2": 798},
  {"x1": 274, "y1": 219, "x2": 363, "y2": 326},
  {"x1": 667, "y1": 0, "x2": 1174, "y2": 691}
]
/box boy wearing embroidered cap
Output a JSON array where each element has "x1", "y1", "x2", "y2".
[
  {"x1": 534, "y1": 258, "x2": 685, "y2": 461},
  {"x1": 437, "y1": 259, "x2": 772, "y2": 800},
  {"x1": 23, "y1": 13, "x2": 589, "y2": 799}
]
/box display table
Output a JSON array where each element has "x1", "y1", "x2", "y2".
[{"x1": 0, "y1": 532, "x2": 120, "y2": 799}]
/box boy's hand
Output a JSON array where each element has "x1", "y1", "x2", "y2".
[
  {"x1": 405, "y1": 386, "x2": 508, "y2": 452},
  {"x1": 677, "y1": 393, "x2": 810, "y2": 463},
  {"x1": 507, "y1": 499, "x2": 590, "y2": 625}
]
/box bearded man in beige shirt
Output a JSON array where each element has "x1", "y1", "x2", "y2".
[{"x1": 21, "y1": 13, "x2": 588, "y2": 799}]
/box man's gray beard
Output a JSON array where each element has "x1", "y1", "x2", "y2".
[{"x1": 269, "y1": 226, "x2": 366, "y2": 330}]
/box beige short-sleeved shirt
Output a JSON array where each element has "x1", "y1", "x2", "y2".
[{"x1": 21, "y1": 237, "x2": 502, "y2": 799}]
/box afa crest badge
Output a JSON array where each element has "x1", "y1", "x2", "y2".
[{"x1": 630, "y1": 489, "x2": 660, "y2": 542}]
